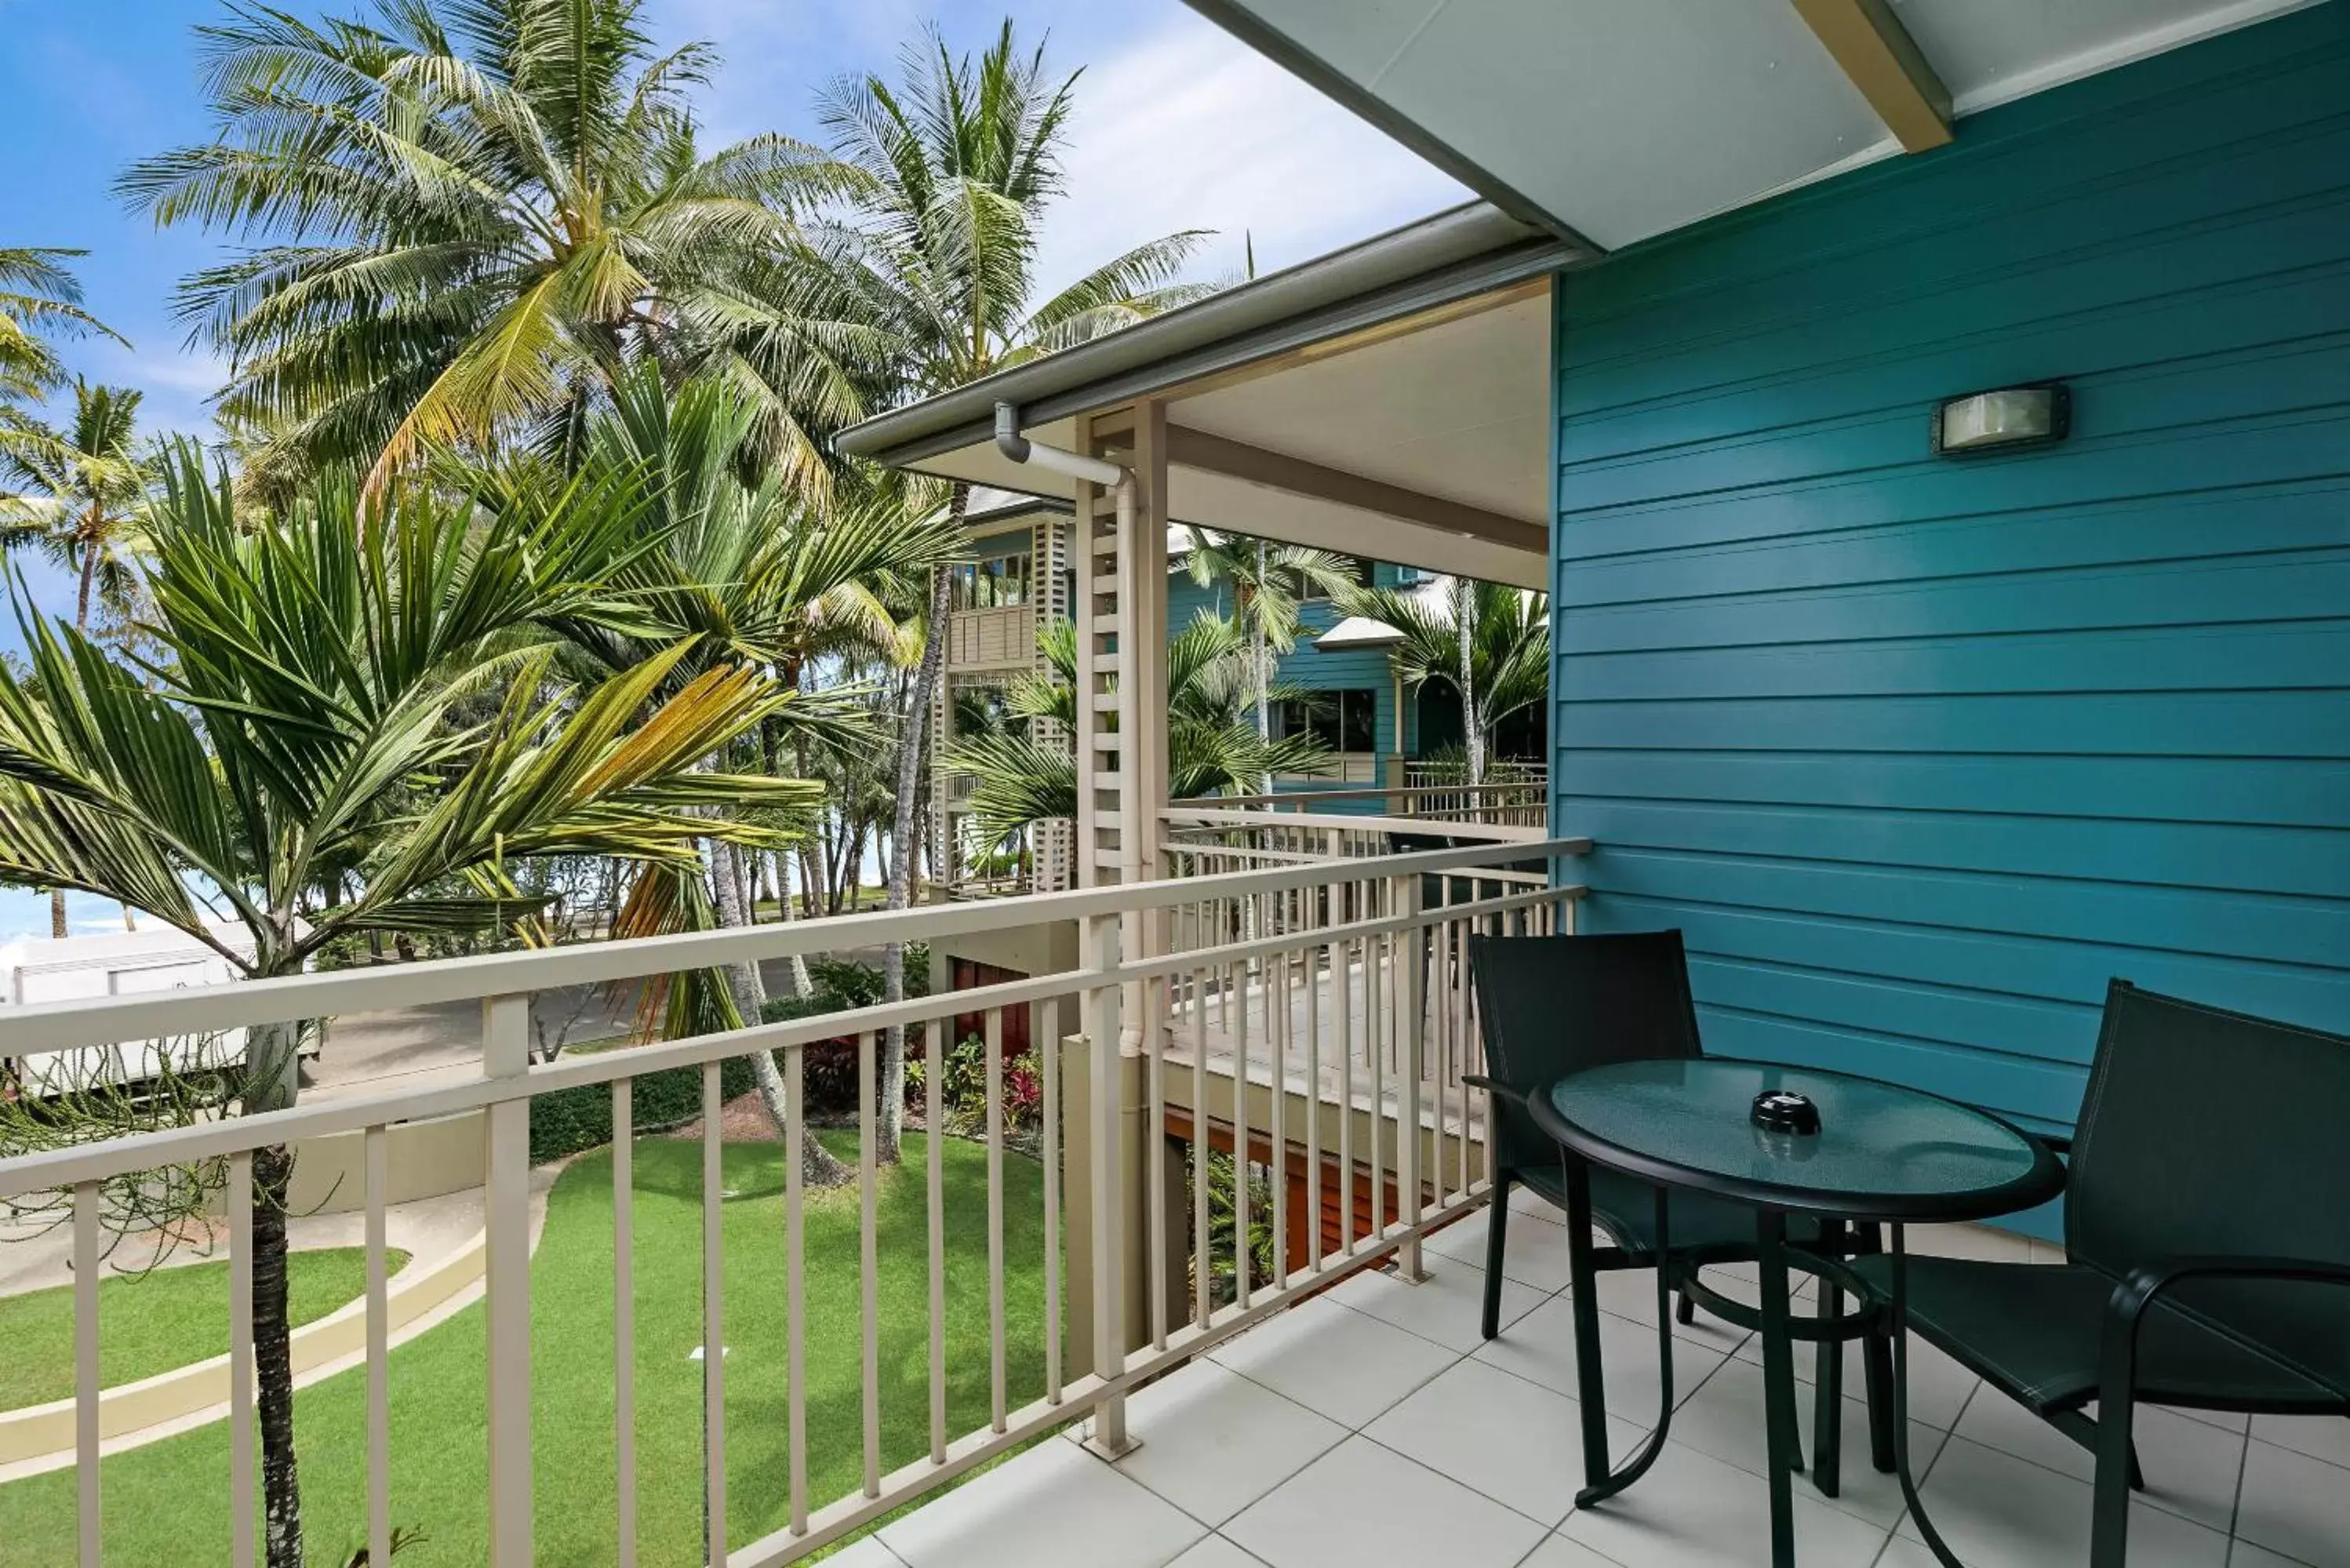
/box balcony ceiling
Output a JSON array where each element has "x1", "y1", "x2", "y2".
[
  {"x1": 1186, "y1": 0, "x2": 2322, "y2": 249},
  {"x1": 886, "y1": 283, "x2": 1555, "y2": 590}
]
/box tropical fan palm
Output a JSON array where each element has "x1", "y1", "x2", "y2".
[
  {"x1": 468, "y1": 366, "x2": 960, "y2": 1179},
  {"x1": 0, "y1": 443, "x2": 809, "y2": 1568},
  {"x1": 949, "y1": 613, "x2": 1333, "y2": 842},
  {"x1": 121, "y1": 0, "x2": 879, "y2": 491},
  {"x1": 0, "y1": 247, "x2": 126, "y2": 413},
  {"x1": 1183, "y1": 529, "x2": 1359, "y2": 786},
  {"x1": 1336, "y1": 577, "x2": 1550, "y2": 784},
  {"x1": 819, "y1": 17, "x2": 1213, "y2": 1161}
]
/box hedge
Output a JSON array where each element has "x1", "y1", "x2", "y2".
[{"x1": 529, "y1": 1055, "x2": 758, "y2": 1163}]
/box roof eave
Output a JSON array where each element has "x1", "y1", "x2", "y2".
[{"x1": 835, "y1": 200, "x2": 1592, "y2": 470}]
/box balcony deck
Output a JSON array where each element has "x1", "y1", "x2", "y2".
[{"x1": 853, "y1": 1202, "x2": 2348, "y2": 1568}]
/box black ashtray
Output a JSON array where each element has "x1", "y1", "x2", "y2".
[{"x1": 1751, "y1": 1090, "x2": 1821, "y2": 1136}]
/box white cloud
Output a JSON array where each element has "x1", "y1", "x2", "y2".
[{"x1": 1030, "y1": 15, "x2": 1467, "y2": 302}]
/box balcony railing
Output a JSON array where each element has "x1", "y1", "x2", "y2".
[
  {"x1": 0, "y1": 836, "x2": 1585, "y2": 1568},
  {"x1": 1181, "y1": 777, "x2": 1549, "y2": 831}
]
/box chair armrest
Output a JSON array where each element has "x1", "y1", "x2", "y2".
[
  {"x1": 1461, "y1": 1073, "x2": 1529, "y2": 1100},
  {"x1": 2039, "y1": 1133, "x2": 2073, "y2": 1157},
  {"x1": 2106, "y1": 1254, "x2": 2350, "y2": 1329}
]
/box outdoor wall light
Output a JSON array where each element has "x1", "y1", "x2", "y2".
[{"x1": 1931, "y1": 381, "x2": 2070, "y2": 456}]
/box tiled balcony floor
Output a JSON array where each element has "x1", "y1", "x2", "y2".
[{"x1": 858, "y1": 1199, "x2": 2348, "y2": 1568}]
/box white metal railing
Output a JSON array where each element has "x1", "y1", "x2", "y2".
[
  {"x1": 0, "y1": 836, "x2": 1587, "y2": 1568},
  {"x1": 1178, "y1": 777, "x2": 1548, "y2": 830}
]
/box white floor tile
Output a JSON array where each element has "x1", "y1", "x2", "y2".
[
  {"x1": 1516, "y1": 1534, "x2": 1628, "y2": 1568},
  {"x1": 1509, "y1": 1184, "x2": 1562, "y2": 1221},
  {"x1": 879, "y1": 1437, "x2": 1206, "y2": 1568},
  {"x1": 1474, "y1": 1293, "x2": 1728, "y2": 1423},
  {"x1": 1431, "y1": 1202, "x2": 1577, "y2": 1294},
  {"x1": 2236, "y1": 1438, "x2": 2350, "y2": 1568},
  {"x1": 1333, "y1": 1256, "x2": 1545, "y2": 1353},
  {"x1": 1732, "y1": 1326, "x2": 1979, "y2": 1432},
  {"x1": 1364, "y1": 1356, "x2": 1649, "y2": 1529},
  {"x1": 1166, "y1": 1538, "x2": 1271, "y2": 1568},
  {"x1": 1224, "y1": 1435, "x2": 1550, "y2": 1568},
  {"x1": 2180, "y1": 1406, "x2": 2255, "y2": 1435},
  {"x1": 2250, "y1": 1413, "x2": 2350, "y2": 1472},
  {"x1": 1209, "y1": 1294, "x2": 1458, "y2": 1429},
  {"x1": 1951, "y1": 1394, "x2": 2247, "y2": 1533},
  {"x1": 1115, "y1": 1359, "x2": 1350, "y2": 1527},
  {"x1": 1897, "y1": 1433, "x2": 2231, "y2": 1568},
  {"x1": 1555, "y1": 1439, "x2": 1892, "y2": 1568},
  {"x1": 1592, "y1": 1266, "x2": 1752, "y2": 1356},
  {"x1": 2228, "y1": 1542, "x2": 2322, "y2": 1568},
  {"x1": 822, "y1": 1539, "x2": 909, "y2": 1567},
  {"x1": 1668, "y1": 1356, "x2": 1948, "y2": 1530}
]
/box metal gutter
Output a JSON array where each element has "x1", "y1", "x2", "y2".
[{"x1": 835, "y1": 200, "x2": 1592, "y2": 469}]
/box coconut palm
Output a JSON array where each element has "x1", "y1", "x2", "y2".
[
  {"x1": 0, "y1": 247, "x2": 126, "y2": 417},
  {"x1": 121, "y1": 0, "x2": 879, "y2": 491},
  {"x1": 0, "y1": 380, "x2": 155, "y2": 635},
  {"x1": 949, "y1": 613, "x2": 1333, "y2": 842},
  {"x1": 1183, "y1": 530, "x2": 1359, "y2": 787},
  {"x1": 475, "y1": 363, "x2": 962, "y2": 1181},
  {"x1": 1337, "y1": 577, "x2": 1550, "y2": 786},
  {"x1": 1, "y1": 380, "x2": 161, "y2": 936},
  {"x1": 820, "y1": 18, "x2": 1213, "y2": 1162},
  {"x1": 0, "y1": 443, "x2": 809, "y2": 1568}
]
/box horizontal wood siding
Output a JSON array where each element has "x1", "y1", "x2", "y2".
[
  {"x1": 1548, "y1": 5, "x2": 2350, "y2": 1139},
  {"x1": 1170, "y1": 561, "x2": 1421, "y2": 806}
]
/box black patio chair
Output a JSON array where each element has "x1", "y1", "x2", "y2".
[
  {"x1": 1848, "y1": 980, "x2": 2350, "y2": 1568},
  {"x1": 1465, "y1": 930, "x2": 1891, "y2": 1486}
]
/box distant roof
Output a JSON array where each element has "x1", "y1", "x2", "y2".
[
  {"x1": 1315, "y1": 615, "x2": 1408, "y2": 652},
  {"x1": 963, "y1": 485, "x2": 1068, "y2": 526}
]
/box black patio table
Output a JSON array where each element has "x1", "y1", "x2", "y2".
[{"x1": 1528, "y1": 1057, "x2": 2065, "y2": 1568}]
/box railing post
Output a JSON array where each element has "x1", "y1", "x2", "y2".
[
  {"x1": 1076, "y1": 909, "x2": 1137, "y2": 1457},
  {"x1": 482, "y1": 993, "x2": 533, "y2": 1566},
  {"x1": 1391, "y1": 874, "x2": 1429, "y2": 1283}
]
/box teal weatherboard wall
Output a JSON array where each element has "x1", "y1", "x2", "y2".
[{"x1": 1546, "y1": 4, "x2": 2350, "y2": 1148}]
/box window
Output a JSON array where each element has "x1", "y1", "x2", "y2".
[
  {"x1": 948, "y1": 551, "x2": 1031, "y2": 610},
  {"x1": 1272, "y1": 689, "x2": 1377, "y2": 753}
]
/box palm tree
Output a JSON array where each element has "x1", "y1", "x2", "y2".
[
  {"x1": 481, "y1": 363, "x2": 962, "y2": 1181},
  {"x1": 0, "y1": 380, "x2": 158, "y2": 936},
  {"x1": 1183, "y1": 530, "x2": 1359, "y2": 788},
  {"x1": 820, "y1": 19, "x2": 1213, "y2": 1163},
  {"x1": 948, "y1": 613, "x2": 1333, "y2": 842},
  {"x1": 0, "y1": 380, "x2": 154, "y2": 635},
  {"x1": 121, "y1": 0, "x2": 878, "y2": 491},
  {"x1": 0, "y1": 444, "x2": 808, "y2": 1568},
  {"x1": 1337, "y1": 577, "x2": 1550, "y2": 786},
  {"x1": 0, "y1": 247, "x2": 126, "y2": 418}
]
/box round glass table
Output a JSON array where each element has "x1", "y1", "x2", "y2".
[{"x1": 1529, "y1": 1058, "x2": 2065, "y2": 1568}]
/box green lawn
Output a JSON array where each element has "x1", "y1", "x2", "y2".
[
  {"x1": 0, "y1": 1246, "x2": 403, "y2": 1410},
  {"x1": 0, "y1": 1132, "x2": 1054, "y2": 1568}
]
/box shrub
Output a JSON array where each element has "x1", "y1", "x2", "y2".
[{"x1": 527, "y1": 1055, "x2": 756, "y2": 1162}]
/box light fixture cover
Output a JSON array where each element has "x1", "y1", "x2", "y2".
[{"x1": 1933, "y1": 382, "x2": 2069, "y2": 455}]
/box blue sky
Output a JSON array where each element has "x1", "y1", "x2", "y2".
[
  {"x1": 0, "y1": 0, "x2": 1461, "y2": 446},
  {"x1": 0, "y1": 0, "x2": 1460, "y2": 940}
]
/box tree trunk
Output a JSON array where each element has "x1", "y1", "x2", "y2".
[
  {"x1": 243, "y1": 1016, "x2": 306, "y2": 1568},
  {"x1": 49, "y1": 887, "x2": 65, "y2": 939},
  {"x1": 252, "y1": 1142, "x2": 300, "y2": 1568},
  {"x1": 880, "y1": 482, "x2": 965, "y2": 1166},
  {"x1": 771, "y1": 849, "x2": 811, "y2": 999},
  {"x1": 711, "y1": 838, "x2": 846, "y2": 1185},
  {"x1": 1456, "y1": 579, "x2": 1485, "y2": 788}
]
